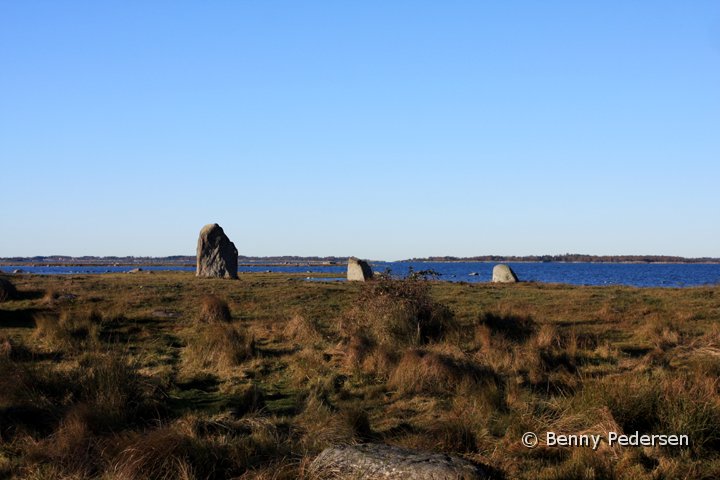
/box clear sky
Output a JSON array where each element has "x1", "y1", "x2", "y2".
[{"x1": 2, "y1": 1, "x2": 719, "y2": 260}]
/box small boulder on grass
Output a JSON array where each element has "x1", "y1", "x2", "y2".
[
  {"x1": 0, "y1": 277, "x2": 18, "y2": 302},
  {"x1": 309, "y1": 443, "x2": 493, "y2": 479},
  {"x1": 347, "y1": 257, "x2": 373, "y2": 282},
  {"x1": 491, "y1": 264, "x2": 518, "y2": 283}
]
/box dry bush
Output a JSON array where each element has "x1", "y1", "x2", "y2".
[
  {"x1": 388, "y1": 349, "x2": 500, "y2": 398},
  {"x1": 0, "y1": 277, "x2": 17, "y2": 302},
  {"x1": 342, "y1": 275, "x2": 457, "y2": 348},
  {"x1": 184, "y1": 322, "x2": 254, "y2": 371},
  {"x1": 198, "y1": 295, "x2": 232, "y2": 323}
]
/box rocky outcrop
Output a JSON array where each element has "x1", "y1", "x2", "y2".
[
  {"x1": 347, "y1": 257, "x2": 373, "y2": 281},
  {"x1": 309, "y1": 443, "x2": 493, "y2": 479},
  {"x1": 491, "y1": 264, "x2": 518, "y2": 283},
  {"x1": 196, "y1": 224, "x2": 238, "y2": 279}
]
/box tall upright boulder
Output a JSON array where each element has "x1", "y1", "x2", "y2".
[
  {"x1": 196, "y1": 224, "x2": 238, "y2": 279},
  {"x1": 492, "y1": 264, "x2": 518, "y2": 283},
  {"x1": 347, "y1": 257, "x2": 373, "y2": 281}
]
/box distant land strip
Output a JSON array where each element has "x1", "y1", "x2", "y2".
[{"x1": 1, "y1": 254, "x2": 719, "y2": 266}]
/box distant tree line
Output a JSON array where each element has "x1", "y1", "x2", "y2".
[
  {"x1": 3, "y1": 254, "x2": 719, "y2": 265},
  {"x1": 0, "y1": 255, "x2": 348, "y2": 265},
  {"x1": 404, "y1": 254, "x2": 720, "y2": 264}
]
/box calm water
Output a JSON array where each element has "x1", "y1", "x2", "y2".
[{"x1": 2, "y1": 262, "x2": 720, "y2": 288}]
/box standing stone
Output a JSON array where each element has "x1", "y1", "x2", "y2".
[
  {"x1": 196, "y1": 224, "x2": 238, "y2": 279},
  {"x1": 492, "y1": 264, "x2": 518, "y2": 283},
  {"x1": 347, "y1": 257, "x2": 373, "y2": 281}
]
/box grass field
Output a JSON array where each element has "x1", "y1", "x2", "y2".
[{"x1": 1, "y1": 271, "x2": 720, "y2": 479}]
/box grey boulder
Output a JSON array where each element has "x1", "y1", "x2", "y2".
[
  {"x1": 196, "y1": 223, "x2": 238, "y2": 279},
  {"x1": 491, "y1": 264, "x2": 518, "y2": 283},
  {"x1": 309, "y1": 443, "x2": 492, "y2": 479},
  {"x1": 347, "y1": 257, "x2": 373, "y2": 281}
]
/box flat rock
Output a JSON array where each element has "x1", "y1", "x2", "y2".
[
  {"x1": 309, "y1": 443, "x2": 493, "y2": 479},
  {"x1": 491, "y1": 264, "x2": 518, "y2": 283},
  {"x1": 347, "y1": 257, "x2": 373, "y2": 281},
  {"x1": 196, "y1": 223, "x2": 238, "y2": 279}
]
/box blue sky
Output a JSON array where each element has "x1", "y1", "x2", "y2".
[{"x1": 2, "y1": 1, "x2": 719, "y2": 260}]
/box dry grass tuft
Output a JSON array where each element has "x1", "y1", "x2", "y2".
[
  {"x1": 184, "y1": 322, "x2": 254, "y2": 371},
  {"x1": 107, "y1": 426, "x2": 203, "y2": 480},
  {"x1": 32, "y1": 311, "x2": 101, "y2": 352},
  {"x1": 295, "y1": 394, "x2": 372, "y2": 454},
  {"x1": 641, "y1": 317, "x2": 683, "y2": 351},
  {"x1": 198, "y1": 295, "x2": 233, "y2": 323},
  {"x1": 388, "y1": 348, "x2": 500, "y2": 397},
  {"x1": 284, "y1": 313, "x2": 323, "y2": 345}
]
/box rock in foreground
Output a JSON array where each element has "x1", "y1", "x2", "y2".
[
  {"x1": 347, "y1": 257, "x2": 373, "y2": 281},
  {"x1": 491, "y1": 264, "x2": 518, "y2": 283},
  {"x1": 196, "y1": 223, "x2": 238, "y2": 279},
  {"x1": 309, "y1": 443, "x2": 492, "y2": 479}
]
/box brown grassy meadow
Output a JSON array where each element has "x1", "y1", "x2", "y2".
[{"x1": 1, "y1": 271, "x2": 720, "y2": 479}]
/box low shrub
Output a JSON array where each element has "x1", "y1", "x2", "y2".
[{"x1": 342, "y1": 274, "x2": 457, "y2": 347}]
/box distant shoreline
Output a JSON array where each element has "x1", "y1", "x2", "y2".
[{"x1": 2, "y1": 256, "x2": 720, "y2": 267}]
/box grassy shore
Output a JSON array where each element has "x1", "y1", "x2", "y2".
[{"x1": 1, "y1": 272, "x2": 719, "y2": 479}]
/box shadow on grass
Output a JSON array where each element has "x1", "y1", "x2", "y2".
[
  {"x1": 478, "y1": 312, "x2": 537, "y2": 342},
  {"x1": 16, "y1": 289, "x2": 45, "y2": 301},
  {"x1": 0, "y1": 308, "x2": 44, "y2": 328}
]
